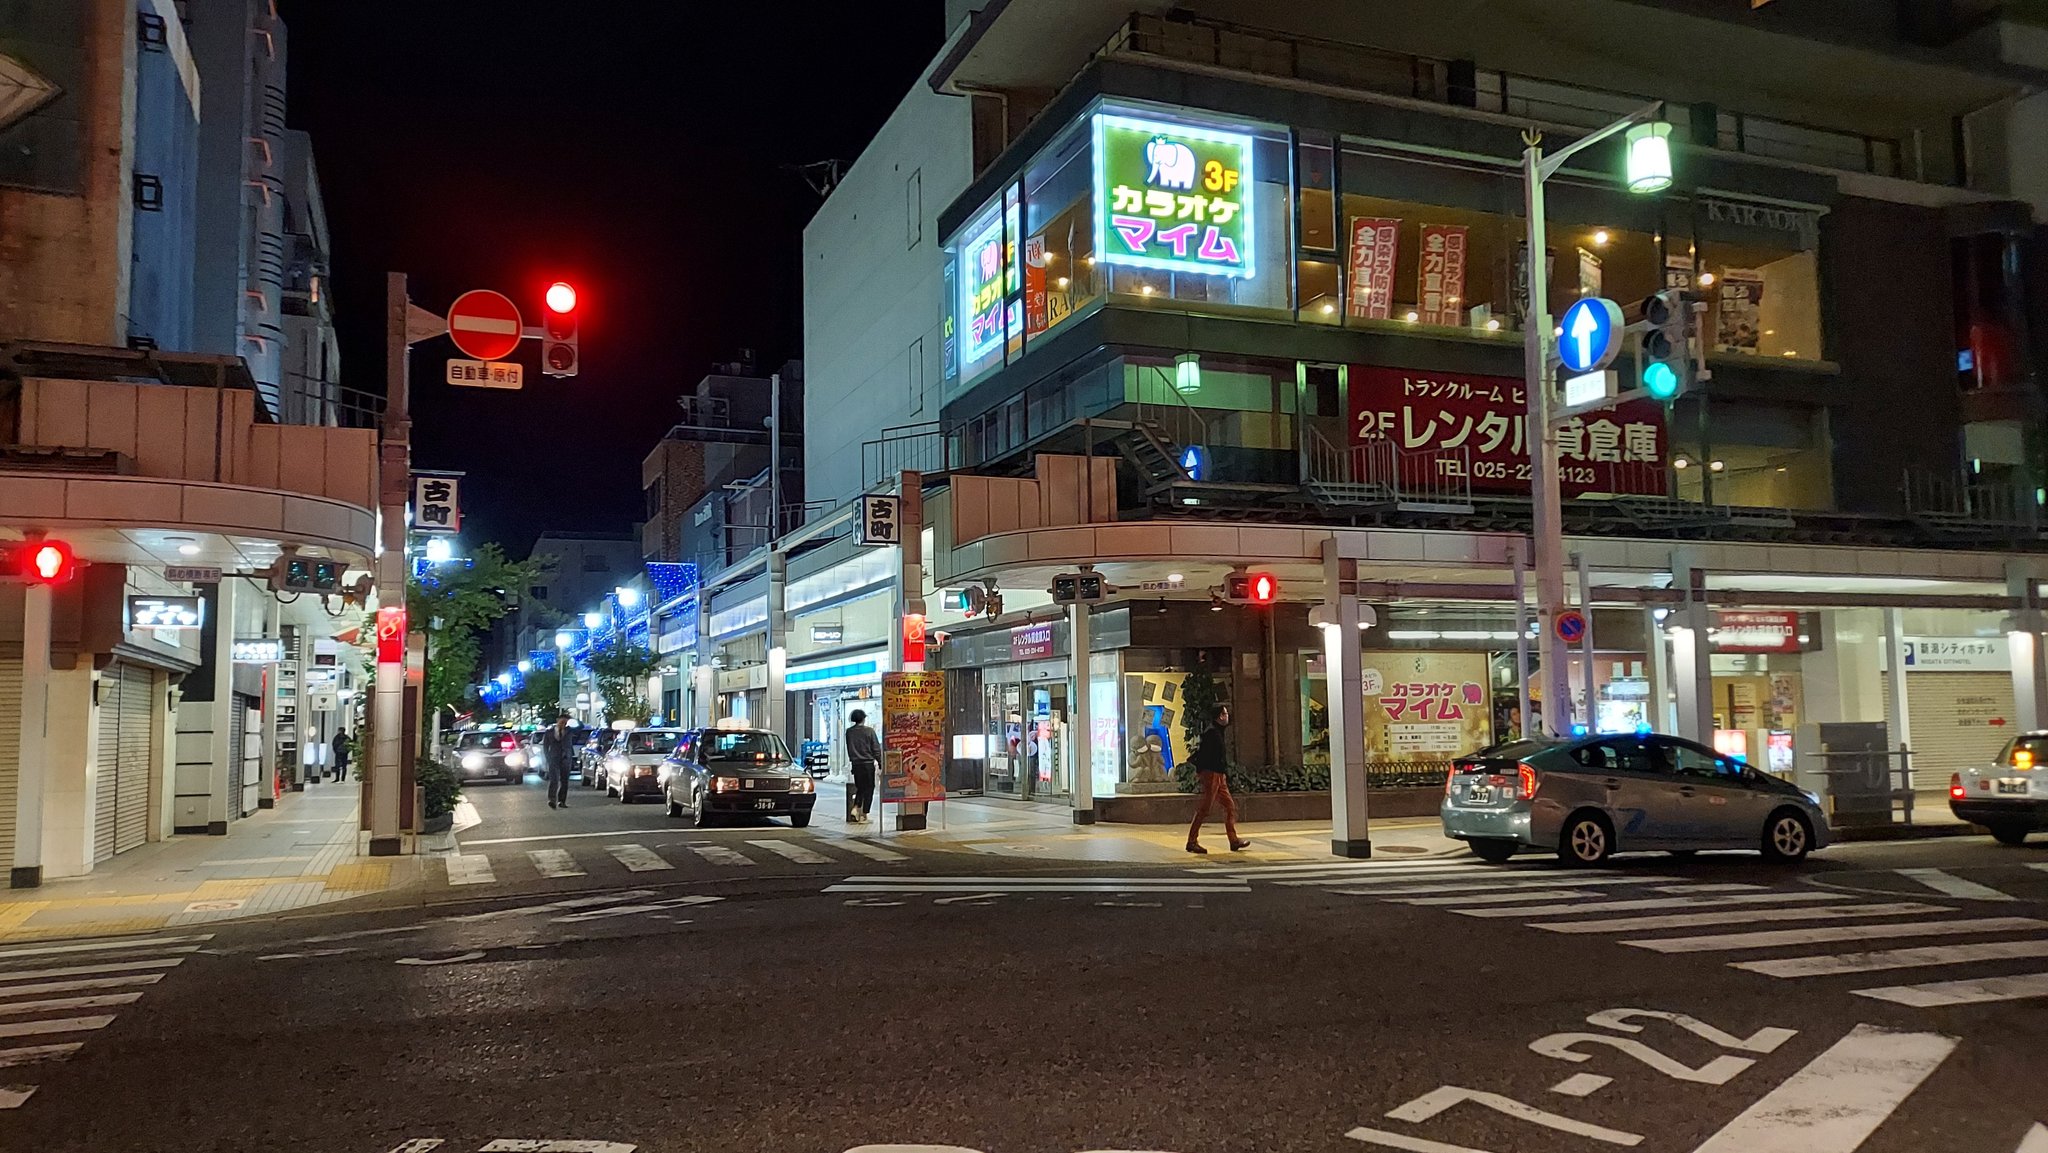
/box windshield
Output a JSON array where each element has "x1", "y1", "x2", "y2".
[
  {"x1": 627, "y1": 731, "x2": 680, "y2": 755},
  {"x1": 1461, "y1": 738, "x2": 1561, "y2": 762},
  {"x1": 457, "y1": 732, "x2": 502, "y2": 751},
  {"x1": 700, "y1": 731, "x2": 792, "y2": 763}
]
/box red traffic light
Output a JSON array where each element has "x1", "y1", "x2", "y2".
[
  {"x1": 19, "y1": 540, "x2": 76, "y2": 584},
  {"x1": 545, "y1": 281, "x2": 577, "y2": 314},
  {"x1": 1250, "y1": 572, "x2": 1278, "y2": 604}
]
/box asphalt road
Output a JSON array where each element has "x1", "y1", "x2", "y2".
[{"x1": 4, "y1": 780, "x2": 2048, "y2": 1153}]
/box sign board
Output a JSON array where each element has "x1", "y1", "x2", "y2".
[
  {"x1": 1558, "y1": 297, "x2": 1624, "y2": 375},
  {"x1": 375, "y1": 605, "x2": 408, "y2": 666},
  {"x1": 1561, "y1": 370, "x2": 1617, "y2": 410},
  {"x1": 445, "y1": 289, "x2": 523, "y2": 361},
  {"x1": 1345, "y1": 216, "x2": 1400, "y2": 319},
  {"x1": 446, "y1": 359, "x2": 523, "y2": 390},
  {"x1": 1900, "y1": 636, "x2": 2009, "y2": 673},
  {"x1": 128, "y1": 595, "x2": 204, "y2": 631},
  {"x1": 1554, "y1": 610, "x2": 1588, "y2": 645},
  {"x1": 412, "y1": 476, "x2": 461, "y2": 534},
  {"x1": 1093, "y1": 111, "x2": 1255, "y2": 280},
  {"x1": 1010, "y1": 623, "x2": 1055, "y2": 662},
  {"x1": 164, "y1": 564, "x2": 221, "y2": 584},
  {"x1": 855, "y1": 494, "x2": 901, "y2": 546},
  {"x1": 1711, "y1": 610, "x2": 1803, "y2": 653},
  {"x1": 1132, "y1": 579, "x2": 1182, "y2": 592},
  {"x1": 880, "y1": 671, "x2": 946, "y2": 804},
  {"x1": 1361, "y1": 650, "x2": 1492, "y2": 758},
  {"x1": 1180, "y1": 444, "x2": 1206, "y2": 481},
  {"x1": 810, "y1": 624, "x2": 845, "y2": 645},
  {"x1": 1415, "y1": 224, "x2": 1468, "y2": 325},
  {"x1": 231, "y1": 637, "x2": 284, "y2": 663}
]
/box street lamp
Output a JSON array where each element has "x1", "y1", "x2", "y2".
[
  {"x1": 423, "y1": 536, "x2": 454, "y2": 564},
  {"x1": 517, "y1": 659, "x2": 531, "y2": 673},
  {"x1": 583, "y1": 610, "x2": 603, "y2": 629},
  {"x1": 555, "y1": 631, "x2": 573, "y2": 648},
  {"x1": 615, "y1": 585, "x2": 640, "y2": 608},
  {"x1": 1520, "y1": 100, "x2": 1669, "y2": 738}
]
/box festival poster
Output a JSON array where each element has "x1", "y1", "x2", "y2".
[
  {"x1": 881, "y1": 672, "x2": 947, "y2": 804},
  {"x1": 1345, "y1": 217, "x2": 1400, "y2": 320},
  {"x1": 1416, "y1": 224, "x2": 1468, "y2": 326}
]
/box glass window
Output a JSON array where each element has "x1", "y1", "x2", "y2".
[
  {"x1": 1692, "y1": 200, "x2": 1823, "y2": 361},
  {"x1": 626, "y1": 731, "x2": 679, "y2": 755},
  {"x1": 1663, "y1": 739, "x2": 1733, "y2": 780},
  {"x1": 1299, "y1": 258, "x2": 1340, "y2": 323},
  {"x1": 1671, "y1": 399, "x2": 1834, "y2": 510},
  {"x1": 1024, "y1": 120, "x2": 1097, "y2": 343},
  {"x1": 1298, "y1": 134, "x2": 1336, "y2": 252},
  {"x1": 1570, "y1": 737, "x2": 1663, "y2": 774},
  {"x1": 700, "y1": 730, "x2": 791, "y2": 763},
  {"x1": 948, "y1": 192, "x2": 1019, "y2": 391}
]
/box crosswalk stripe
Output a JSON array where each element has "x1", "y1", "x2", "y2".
[
  {"x1": 1275, "y1": 870, "x2": 1561, "y2": 887},
  {"x1": 1332, "y1": 875, "x2": 1670, "y2": 896},
  {"x1": 748, "y1": 839, "x2": 832, "y2": 865},
  {"x1": 0, "y1": 1086, "x2": 33, "y2": 1109},
  {"x1": 1222, "y1": 862, "x2": 1499, "y2": 880},
  {"x1": 1221, "y1": 859, "x2": 1494, "y2": 874},
  {"x1": 0, "y1": 975, "x2": 163, "y2": 998},
  {"x1": 830, "y1": 838, "x2": 908, "y2": 862},
  {"x1": 1653, "y1": 883, "x2": 1762, "y2": 894},
  {"x1": 1456, "y1": 891, "x2": 1842, "y2": 919},
  {"x1": 1688, "y1": 1023, "x2": 1954, "y2": 1152},
  {"x1": 0, "y1": 935, "x2": 210, "y2": 962},
  {"x1": 444, "y1": 854, "x2": 496, "y2": 886},
  {"x1": 0, "y1": 1015, "x2": 116, "y2": 1039},
  {"x1": 1896, "y1": 868, "x2": 2016, "y2": 902},
  {"x1": 840, "y1": 875, "x2": 1250, "y2": 886},
  {"x1": 526, "y1": 848, "x2": 585, "y2": 878},
  {"x1": 0, "y1": 1042, "x2": 80, "y2": 1069},
  {"x1": 1397, "y1": 889, "x2": 1599, "y2": 906},
  {"x1": 827, "y1": 882, "x2": 1249, "y2": 894},
  {"x1": 0, "y1": 958, "x2": 184, "y2": 983},
  {"x1": 0, "y1": 992, "x2": 142, "y2": 1016},
  {"x1": 1537, "y1": 902, "x2": 1954, "y2": 935},
  {"x1": 604, "y1": 845, "x2": 673, "y2": 873},
  {"x1": 1736, "y1": 938, "x2": 2048, "y2": 978},
  {"x1": 1628, "y1": 916, "x2": 2047, "y2": 954},
  {"x1": 1853, "y1": 970, "x2": 2048, "y2": 1007},
  {"x1": 689, "y1": 844, "x2": 754, "y2": 868}
]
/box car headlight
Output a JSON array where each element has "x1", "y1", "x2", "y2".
[
  {"x1": 506, "y1": 751, "x2": 525, "y2": 768},
  {"x1": 1801, "y1": 789, "x2": 1822, "y2": 807},
  {"x1": 711, "y1": 776, "x2": 740, "y2": 793},
  {"x1": 461, "y1": 752, "x2": 483, "y2": 770},
  {"x1": 789, "y1": 777, "x2": 815, "y2": 793}
]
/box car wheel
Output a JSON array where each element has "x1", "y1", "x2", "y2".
[
  {"x1": 1468, "y1": 838, "x2": 1516, "y2": 863},
  {"x1": 1991, "y1": 823, "x2": 2032, "y2": 847},
  {"x1": 1760, "y1": 809, "x2": 1813, "y2": 864},
  {"x1": 667, "y1": 798, "x2": 684, "y2": 819},
  {"x1": 1557, "y1": 811, "x2": 1613, "y2": 866},
  {"x1": 691, "y1": 787, "x2": 715, "y2": 829},
  {"x1": 790, "y1": 812, "x2": 812, "y2": 830}
]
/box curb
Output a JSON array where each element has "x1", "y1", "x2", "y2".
[{"x1": 1830, "y1": 822, "x2": 1982, "y2": 843}]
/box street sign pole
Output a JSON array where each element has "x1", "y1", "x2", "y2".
[{"x1": 371, "y1": 272, "x2": 413, "y2": 856}]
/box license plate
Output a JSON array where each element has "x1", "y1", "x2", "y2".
[
  {"x1": 1466, "y1": 786, "x2": 1493, "y2": 804},
  {"x1": 1999, "y1": 779, "x2": 2031, "y2": 795},
  {"x1": 754, "y1": 798, "x2": 777, "y2": 810}
]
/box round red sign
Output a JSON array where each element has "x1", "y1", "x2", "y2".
[
  {"x1": 1554, "y1": 610, "x2": 1588, "y2": 644},
  {"x1": 446, "y1": 289, "x2": 523, "y2": 361}
]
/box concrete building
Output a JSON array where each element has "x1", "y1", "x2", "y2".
[
  {"x1": 768, "y1": 0, "x2": 2048, "y2": 845},
  {"x1": 640, "y1": 360, "x2": 806, "y2": 565},
  {"x1": 279, "y1": 129, "x2": 343, "y2": 427}
]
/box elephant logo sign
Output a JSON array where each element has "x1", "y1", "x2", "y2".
[{"x1": 1145, "y1": 136, "x2": 1197, "y2": 190}]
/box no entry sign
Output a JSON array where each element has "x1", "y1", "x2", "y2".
[{"x1": 446, "y1": 290, "x2": 523, "y2": 361}]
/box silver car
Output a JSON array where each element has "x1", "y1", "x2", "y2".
[{"x1": 1441, "y1": 733, "x2": 1831, "y2": 866}]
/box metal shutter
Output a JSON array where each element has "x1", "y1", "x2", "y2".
[
  {"x1": 1883, "y1": 671, "x2": 2018, "y2": 791},
  {"x1": 0, "y1": 658, "x2": 19, "y2": 872},
  {"x1": 228, "y1": 701, "x2": 247, "y2": 821},
  {"x1": 115, "y1": 664, "x2": 153, "y2": 853},
  {"x1": 94, "y1": 668, "x2": 122, "y2": 862}
]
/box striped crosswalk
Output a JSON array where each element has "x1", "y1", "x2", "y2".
[
  {"x1": 436, "y1": 835, "x2": 908, "y2": 889},
  {"x1": 0, "y1": 932, "x2": 207, "y2": 1108},
  {"x1": 826, "y1": 874, "x2": 1253, "y2": 897},
  {"x1": 1212, "y1": 855, "x2": 2048, "y2": 1011}
]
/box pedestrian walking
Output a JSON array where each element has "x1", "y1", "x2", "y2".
[
  {"x1": 540, "y1": 713, "x2": 578, "y2": 809},
  {"x1": 330, "y1": 730, "x2": 351, "y2": 784},
  {"x1": 845, "y1": 709, "x2": 881, "y2": 824},
  {"x1": 1186, "y1": 704, "x2": 1249, "y2": 855}
]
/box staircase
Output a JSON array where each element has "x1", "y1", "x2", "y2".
[{"x1": 1117, "y1": 420, "x2": 1191, "y2": 496}]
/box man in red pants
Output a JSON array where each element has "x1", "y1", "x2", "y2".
[{"x1": 1187, "y1": 705, "x2": 1250, "y2": 854}]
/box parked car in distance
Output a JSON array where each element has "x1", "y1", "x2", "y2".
[
  {"x1": 579, "y1": 730, "x2": 608, "y2": 786},
  {"x1": 452, "y1": 729, "x2": 527, "y2": 785},
  {"x1": 1950, "y1": 731, "x2": 2048, "y2": 845},
  {"x1": 1441, "y1": 732, "x2": 1829, "y2": 866},
  {"x1": 661, "y1": 727, "x2": 817, "y2": 828},
  {"x1": 605, "y1": 727, "x2": 686, "y2": 803}
]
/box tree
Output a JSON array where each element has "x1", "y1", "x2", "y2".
[
  {"x1": 409, "y1": 543, "x2": 549, "y2": 723},
  {"x1": 586, "y1": 644, "x2": 662, "y2": 726},
  {"x1": 510, "y1": 663, "x2": 563, "y2": 720},
  {"x1": 1179, "y1": 655, "x2": 1225, "y2": 753}
]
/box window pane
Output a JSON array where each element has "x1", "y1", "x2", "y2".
[
  {"x1": 1692, "y1": 201, "x2": 1823, "y2": 361},
  {"x1": 1299, "y1": 135, "x2": 1335, "y2": 251},
  {"x1": 1024, "y1": 119, "x2": 1098, "y2": 342},
  {"x1": 1299, "y1": 259, "x2": 1339, "y2": 323}
]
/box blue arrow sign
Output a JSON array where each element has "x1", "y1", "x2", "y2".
[{"x1": 1558, "y1": 297, "x2": 1624, "y2": 375}]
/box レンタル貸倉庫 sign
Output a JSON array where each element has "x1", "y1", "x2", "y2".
[{"x1": 1094, "y1": 112, "x2": 1255, "y2": 280}]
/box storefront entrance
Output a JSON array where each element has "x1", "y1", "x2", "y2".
[{"x1": 983, "y1": 678, "x2": 1071, "y2": 802}]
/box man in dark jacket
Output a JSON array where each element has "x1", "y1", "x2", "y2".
[
  {"x1": 845, "y1": 709, "x2": 881, "y2": 824},
  {"x1": 540, "y1": 714, "x2": 578, "y2": 810},
  {"x1": 1186, "y1": 705, "x2": 1249, "y2": 855}
]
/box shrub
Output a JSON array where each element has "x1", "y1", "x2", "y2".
[
  {"x1": 1173, "y1": 762, "x2": 1331, "y2": 794},
  {"x1": 417, "y1": 758, "x2": 463, "y2": 821}
]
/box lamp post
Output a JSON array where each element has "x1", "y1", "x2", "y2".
[{"x1": 1521, "y1": 102, "x2": 1670, "y2": 738}]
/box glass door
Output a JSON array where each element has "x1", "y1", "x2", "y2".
[
  {"x1": 1024, "y1": 683, "x2": 1070, "y2": 802},
  {"x1": 985, "y1": 682, "x2": 1023, "y2": 797}
]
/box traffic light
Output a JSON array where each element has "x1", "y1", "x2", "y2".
[
  {"x1": 4, "y1": 538, "x2": 77, "y2": 584},
  {"x1": 1223, "y1": 571, "x2": 1280, "y2": 605},
  {"x1": 270, "y1": 554, "x2": 345, "y2": 594},
  {"x1": 1049, "y1": 571, "x2": 1111, "y2": 605},
  {"x1": 1638, "y1": 289, "x2": 1691, "y2": 402},
  {"x1": 541, "y1": 280, "x2": 579, "y2": 378}
]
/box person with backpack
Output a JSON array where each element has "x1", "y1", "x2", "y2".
[
  {"x1": 330, "y1": 730, "x2": 351, "y2": 783},
  {"x1": 1186, "y1": 704, "x2": 1249, "y2": 855}
]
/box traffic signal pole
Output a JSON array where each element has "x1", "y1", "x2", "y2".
[{"x1": 369, "y1": 272, "x2": 412, "y2": 856}]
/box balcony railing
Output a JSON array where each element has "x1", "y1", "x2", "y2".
[
  {"x1": 1304, "y1": 426, "x2": 1474, "y2": 512},
  {"x1": 1902, "y1": 467, "x2": 2043, "y2": 537},
  {"x1": 862, "y1": 421, "x2": 959, "y2": 490}
]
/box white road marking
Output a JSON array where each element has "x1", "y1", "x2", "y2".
[
  {"x1": 1331, "y1": 875, "x2": 1662, "y2": 896},
  {"x1": 829, "y1": 882, "x2": 1249, "y2": 893},
  {"x1": 1896, "y1": 867, "x2": 2016, "y2": 902},
  {"x1": 479, "y1": 1140, "x2": 636, "y2": 1152},
  {"x1": 1629, "y1": 916, "x2": 2047, "y2": 954},
  {"x1": 1458, "y1": 891, "x2": 1842, "y2": 919},
  {"x1": 688, "y1": 843, "x2": 754, "y2": 867},
  {"x1": 748, "y1": 839, "x2": 831, "y2": 865},
  {"x1": 0, "y1": 1086, "x2": 34, "y2": 1110},
  {"x1": 2018, "y1": 1123, "x2": 2048, "y2": 1153},
  {"x1": 1736, "y1": 937, "x2": 2048, "y2": 978},
  {"x1": 1347, "y1": 1127, "x2": 1490, "y2": 1153},
  {"x1": 836, "y1": 874, "x2": 1251, "y2": 887},
  {"x1": 1652, "y1": 883, "x2": 1761, "y2": 894},
  {"x1": 604, "y1": 845, "x2": 673, "y2": 872},
  {"x1": 463, "y1": 828, "x2": 707, "y2": 846},
  {"x1": 0, "y1": 1042, "x2": 80, "y2": 1069},
  {"x1": 0, "y1": 958, "x2": 183, "y2": 983},
  {"x1": 0, "y1": 974, "x2": 162, "y2": 997},
  {"x1": 1398, "y1": 890, "x2": 1598, "y2": 906},
  {"x1": 933, "y1": 892, "x2": 1003, "y2": 904},
  {"x1": 443, "y1": 892, "x2": 652, "y2": 924},
  {"x1": 526, "y1": 848, "x2": 584, "y2": 878},
  {"x1": 444, "y1": 854, "x2": 496, "y2": 886},
  {"x1": 0, "y1": 992, "x2": 141, "y2": 1016},
  {"x1": 1550, "y1": 1072, "x2": 1613, "y2": 1097},
  {"x1": 1854, "y1": 970, "x2": 2048, "y2": 1007},
  {"x1": 1687, "y1": 1023, "x2": 1954, "y2": 1152},
  {"x1": 1230, "y1": 860, "x2": 1499, "y2": 875},
  {"x1": 1537, "y1": 902, "x2": 1953, "y2": 935},
  {"x1": 383, "y1": 1142, "x2": 446, "y2": 1153},
  {"x1": 395, "y1": 952, "x2": 486, "y2": 967},
  {"x1": 0, "y1": 934, "x2": 211, "y2": 962},
  {"x1": 829, "y1": 838, "x2": 908, "y2": 862},
  {"x1": 0, "y1": 1015, "x2": 115, "y2": 1039},
  {"x1": 256, "y1": 948, "x2": 360, "y2": 962},
  {"x1": 1277, "y1": 869, "x2": 1531, "y2": 886},
  {"x1": 843, "y1": 899, "x2": 905, "y2": 907}
]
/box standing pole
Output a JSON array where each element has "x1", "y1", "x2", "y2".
[
  {"x1": 369, "y1": 271, "x2": 411, "y2": 855},
  {"x1": 1521, "y1": 135, "x2": 1571, "y2": 739}
]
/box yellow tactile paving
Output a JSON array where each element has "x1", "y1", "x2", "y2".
[{"x1": 321, "y1": 861, "x2": 391, "y2": 892}]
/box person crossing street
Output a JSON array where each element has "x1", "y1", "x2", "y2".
[
  {"x1": 540, "y1": 713, "x2": 578, "y2": 810},
  {"x1": 1186, "y1": 704, "x2": 1249, "y2": 855}
]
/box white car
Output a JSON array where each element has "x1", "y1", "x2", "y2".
[
  {"x1": 602, "y1": 727, "x2": 685, "y2": 804},
  {"x1": 1950, "y1": 732, "x2": 2048, "y2": 845}
]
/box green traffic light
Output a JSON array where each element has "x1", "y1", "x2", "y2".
[{"x1": 1643, "y1": 361, "x2": 1679, "y2": 400}]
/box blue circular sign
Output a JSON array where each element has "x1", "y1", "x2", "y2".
[
  {"x1": 1558, "y1": 297, "x2": 1624, "y2": 375},
  {"x1": 1555, "y1": 610, "x2": 1588, "y2": 644}
]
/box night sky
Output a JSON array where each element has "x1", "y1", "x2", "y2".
[{"x1": 275, "y1": 2, "x2": 947, "y2": 556}]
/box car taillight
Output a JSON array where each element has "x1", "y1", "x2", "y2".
[
  {"x1": 1517, "y1": 763, "x2": 1539, "y2": 799},
  {"x1": 2016, "y1": 750, "x2": 2035, "y2": 770},
  {"x1": 500, "y1": 738, "x2": 516, "y2": 751},
  {"x1": 1950, "y1": 773, "x2": 1966, "y2": 800}
]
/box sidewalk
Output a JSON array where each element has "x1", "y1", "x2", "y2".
[{"x1": 0, "y1": 783, "x2": 422, "y2": 942}]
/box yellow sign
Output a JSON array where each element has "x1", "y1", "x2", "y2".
[{"x1": 882, "y1": 672, "x2": 946, "y2": 804}]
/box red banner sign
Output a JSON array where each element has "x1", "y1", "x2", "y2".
[
  {"x1": 1417, "y1": 224, "x2": 1468, "y2": 326},
  {"x1": 1346, "y1": 217, "x2": 1400, "y2": 320},
  {"x1": 1712, "y1": 611, "x2": 1803, "y2": 653},
  {"x1": 375, "y1": 606, "x2": 408, "y2": 666},
  {"x1": 1348, "y1": 366, "x2": 1668, "y2": 497}
]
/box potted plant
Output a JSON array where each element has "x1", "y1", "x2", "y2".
[{"x1": 417, "y1": 757, "x2": 462, "y2": 834}]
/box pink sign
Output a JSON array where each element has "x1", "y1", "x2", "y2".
[
  {"x1": 1345, "y1": 217, "x2": 1400, "y2": 320},
  {"x1": 1417, "y1": 224, "x2": 1468, "y2": 326}
]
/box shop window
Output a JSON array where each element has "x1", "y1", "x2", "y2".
[
  {"x1": 1023, "y1": 118, "x2": 1099, "y2": 344},
  {"x1": 1670, "y1": 399, "x2": 1834, "y2": 511},
  {"x1": 1691, "y1": 198, "x2": 1824, "y2": 361},
  {"x1": 1336, "y1": 151, "x2": 1519, "y2": 335},
  {"x1": 1298, "y1": 135, "x2": 1336, "y2": 252},
  {"x1": 945, "y1": 191, "x2": 1019, "y2": 393},
  {"x1": 1299, "y1": 259, "x2": 1340, "y2": 324}
]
